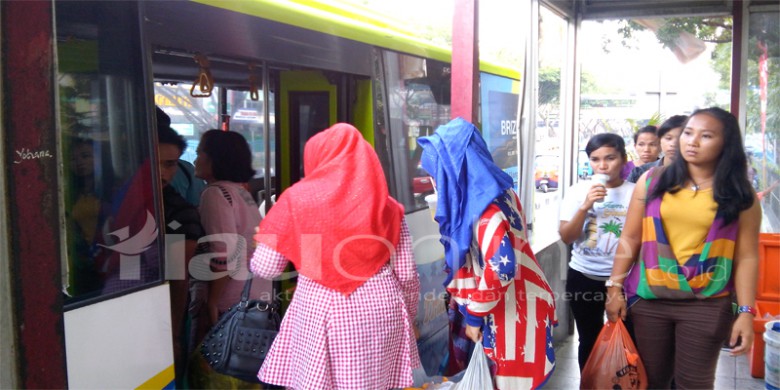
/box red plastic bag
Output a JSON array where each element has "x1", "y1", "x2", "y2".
[{"x1": 580, "y1": 319, "x2": 648, "y2": 390}]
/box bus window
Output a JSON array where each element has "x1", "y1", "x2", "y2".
[
  {"x1": 57, "y1": 1, "x2": 163, "y2": 305},
  {"x1": 227, "y1": 88, "x2": 276, "y2": 183},
  {"x1": 154, "y1": 83, "x2": 219, "y2": 164},
  {"x1": 383, "y1": 52, "x2": 452, "y2": 211}
]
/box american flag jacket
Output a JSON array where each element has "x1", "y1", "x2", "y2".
[{"x1": 448, "y1": 189, "x2": 557, "y2": 389}]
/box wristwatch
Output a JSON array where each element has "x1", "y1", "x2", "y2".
[
  {"x1": 737, "y1": 305, "x2": 757, "y2": 316},
  {"x1": 605, "y1": 280, "x2": 623, "y2": 288}
]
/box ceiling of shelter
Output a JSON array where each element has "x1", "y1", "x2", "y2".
[
  {"x1": 544, "y1": 0, "x2": 734, "y2": 20},
  {"x1": 750, "y1": 0, "x2": 780, "y2": 6}
]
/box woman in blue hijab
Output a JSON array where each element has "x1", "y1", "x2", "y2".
[{"x1": 418, "y1": 118, "x2": 556, "y2": 389}]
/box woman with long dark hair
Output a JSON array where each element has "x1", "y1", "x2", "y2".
[
  {"x1": 189, "y1": 129, "x2": 275, "y2": 388},
  {"x1": 194, "y1": 130, "x2": 273, "y2": 327},
  {"x1": 606, "y1": 107, "x2": 760, "y2": 389}
]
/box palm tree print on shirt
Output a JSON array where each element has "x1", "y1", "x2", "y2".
[{"x1": 598, "y1": 219, "x2": 623, "y2": 253}]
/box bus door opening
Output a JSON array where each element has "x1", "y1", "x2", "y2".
[{"x1": 279, "y1": 70, "x2": 338, "y2": 190}]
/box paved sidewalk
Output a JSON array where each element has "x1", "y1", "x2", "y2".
[{"x1": 544, "y1": 334, "x2": 767, "y2": 389}]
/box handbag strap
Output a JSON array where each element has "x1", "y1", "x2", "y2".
[
  {"x1": 238, "y1": 275, "x2": 278, "y2": 313},
  {"x1": 239, "y1": 276, "x2": 253, "y2": 305},
  {"x1": 212, "y1": 182, "x2": 255, "y2": 307}
]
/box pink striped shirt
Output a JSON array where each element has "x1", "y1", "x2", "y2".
[{"x1": 199, "y1": 181, "x2": 272, "y2": 313}]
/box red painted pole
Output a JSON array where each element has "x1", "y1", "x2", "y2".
[
  {"x1": 1, "y1": 0, "x2": 68, "y2": 387},
  {"x1": 451, "y1": 0, "x2": 479, "y2": 122}
]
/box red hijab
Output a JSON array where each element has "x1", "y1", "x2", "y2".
[{"x1": 255, "y1": 123, "x2": 404, "y2": 295}]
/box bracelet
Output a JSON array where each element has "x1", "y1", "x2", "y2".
[
  {"x1": 605, "y1": 280, "x2": 623, "y2": 288},
  {"x1": 737, "y1": 305, "x2": 757, "y2": 316}
]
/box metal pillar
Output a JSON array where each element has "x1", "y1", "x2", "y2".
[{"x1": 1, "y1": 0, "x2": 68, "y2": 387}]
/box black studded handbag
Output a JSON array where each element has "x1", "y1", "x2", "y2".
[{"x1": 200, "y1": 277, "x2": 280, "y2": 383}]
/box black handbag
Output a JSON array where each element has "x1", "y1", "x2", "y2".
[{"x1": 200, "y1": 277, "x2": 280, "y2": 383}]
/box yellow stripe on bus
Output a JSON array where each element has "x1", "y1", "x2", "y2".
[
  {"x1": 192, "y1": 0, "x2": 520, "y2": 80},
  {"x1": 135, "y1": 364, "x2": 175, "y2": 390}
]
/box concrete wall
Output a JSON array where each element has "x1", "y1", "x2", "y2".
[{"x1": 535, "y1": 240, "x2": 572, "y2": 343}]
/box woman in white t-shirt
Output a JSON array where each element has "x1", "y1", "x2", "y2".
[{"x1": 559, "y1": 133, "x2": 635, "y2": 371}]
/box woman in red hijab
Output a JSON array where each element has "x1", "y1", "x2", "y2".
[{"x1": 250, "y1": 123, "x2": 421, "y2": 389}]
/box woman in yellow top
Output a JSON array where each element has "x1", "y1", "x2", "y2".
[{"x1": 606, "y1": 107, "x2": 761, "y2": 389}]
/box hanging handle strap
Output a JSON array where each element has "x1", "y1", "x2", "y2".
[
  {"x1": 190, "y1": 54, "x2": 214, "y2": 98},
  {"x1": 248, "y1": 63, "x2": 260, "y2": 101}
]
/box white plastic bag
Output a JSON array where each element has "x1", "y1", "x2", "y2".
[{"x1": 454, "y1": 342, "x2": 493, "y2": 390}]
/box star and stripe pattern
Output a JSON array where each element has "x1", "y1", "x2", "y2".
[{"x1": 448, "y1": 189, "x2": 557, "y2": 389}]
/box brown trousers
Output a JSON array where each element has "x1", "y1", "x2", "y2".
[{"x1": 629, "y1": 296, "x2": 733, "y2": 389}]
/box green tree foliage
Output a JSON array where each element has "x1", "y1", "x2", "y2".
[
  {"x1": 615, "y1": 15, "x2": 779, "y2": 141},
  {"x1": 539, "y1": 67, "x2": 561, "y2": 107},
  {"x1": 618, "y1": 18, "x2": 732, "y2": 45},
  {"x1": 537, "y1": 67, "x2": 598, "y2": 135},
  {"x1": 537, "y1": 67, "x2": 561, "y2": 136},
  {"x1": 627, "y1": 112, "x2": 662, "y2": 132},
  {"x1": 539, "y1": 67, "x2": 598, "y2": 106}
]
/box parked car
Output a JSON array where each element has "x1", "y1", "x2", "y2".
[
  {"x1": 534, "y1": 154, "x2": 560, "y2": 193},
  {"x1": 413, "y1": 164, "x2": 434, "y2": 196}
]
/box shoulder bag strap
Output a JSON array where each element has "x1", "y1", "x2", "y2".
[
  {"x1": 239, "y1": 275, "x2": 253, "y2": 305},
  {"x1": 212, "y1": 183, "x2": 253, "y2": 304}
]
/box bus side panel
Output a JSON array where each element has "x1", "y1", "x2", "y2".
[{"x1": 64, "y1": 285, "x2": 174, "y2": 389}]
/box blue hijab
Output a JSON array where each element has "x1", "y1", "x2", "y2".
[{"x1": 417, "y1": 117, "x2": 514, "y2": 285}]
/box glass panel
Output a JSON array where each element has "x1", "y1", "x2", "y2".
[
  {"x1": 383, "y1": 51, "x2": 451, "y2": 211},
  {"x1": 746, "y1": 9, "x2": 780, "y2": 232},
  {"x1": 578, "y1": 16, "x2": 732, "y2": 175},
  {"x1": 532, "y1": 6, "x2": 568, "y2": 246},
  {"x1": 226, "y1": 88, "x2": 276, "y2": 182},
  {"x1": 154, "y1": 83, "x2": 219, "y2": 164},
  {"x1": 372, "y1": 48, "x2": 396, "y2": 196},
  {"x1": 57, "y1": 1, "x2": 162, "y2": 305},
  {"x1": 289, "y1": 92, "x2": 330, "y2": 183}
]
